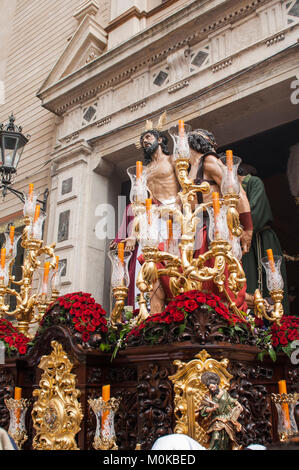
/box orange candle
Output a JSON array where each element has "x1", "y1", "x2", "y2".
[
  {"x1": 101, "y1": 385, "x2": 110, "y2": 434},
  {"x1": 34, "y1": 204, "x2": 40, "y2": 223},
  {"x1": 9, "y1": 225, "x2": 15, "y2": 245},
  {"x1": 146, "y1": 198, "x2": 152, "y2": 225},
  {"x1": 178, "y1": 119, "x2": 185, "y2": 138},
  {"x1": 226, "y1": 150, "x2": 233, "y2": 172},
  {"x1": 278, "y1": 380, "x2": 291, "y2": 429},
  {"x1": 167, "y1": 219, "x2": 173, "y2": 241},
  {"x1": 29, "y1": 183, "x2": 34, "y2": 201},
  {"x1": 212, "y1": 192, "x2": 220, "y2": 217},
  {"x1": 118, "y1": 242, "x2": 124, "y2": 266},
  {"x1": 42, "y1": 261, "x2": 50, "y2": 294},
  {"x1": 14, "y1": 387, "x2": 22, "y2": 400},
  {"x1": 0, "y1": 248, "x2": 6, "y2": 269},
  {"x1": 14, "y1": 387, "x2": 22, "y2": 426},
  {"x1": 136, "y1": 161, "x2": 143, "y2": 179},
  {"x1": 267, "y1": 249, "x2": 276, "y2": 273},
  {"x1": 212, "y1": 192, "x2": 220, "y2": 239}
]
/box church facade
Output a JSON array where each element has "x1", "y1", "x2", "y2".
[{"x1": 0, "y1": 0, "x2": 298, "y2": 311}]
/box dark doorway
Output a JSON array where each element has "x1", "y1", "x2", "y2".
[{"x1": 219, "y1": 119, "x2": 299, "y2": 314}]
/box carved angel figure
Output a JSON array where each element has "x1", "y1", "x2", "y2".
[{"x1": 196, "y1": 371, "x2": 243, "y2": 450}]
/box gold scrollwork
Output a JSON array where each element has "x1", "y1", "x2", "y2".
[
  {"x1": 32, "y1": 341, "x2": 83, "y2": 450},
  {"x1": 169, "y1": 350, "x2": 233, "y2": 448}
]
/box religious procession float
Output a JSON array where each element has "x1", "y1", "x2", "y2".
[{"x1": 0, "y1": 115, "x2": 298, "y2": 451}]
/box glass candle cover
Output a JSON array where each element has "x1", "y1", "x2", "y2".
[
  {"x1": 51, "y1": 264, "x2": 64, "y2": 292},
  {"x1": 138, "y1": 205, "x2": 160, "y2": 249},
  {"x1": 169, "y1": 123, "x2": 192, "y2": 160},
  {"x1": 261, "y1": 255, "x2": 284, "y2": 291},
  {"x1": 29, "y1": 213, "x2": 46, "y2": 240},
  {"x1": 206, "y1": 202, "x2": 229, "y2": 243},
  {"x1": 127, "y1": 165, "x2": 149, "y2": 204},
  {"x1": 108, "y1": 249, "x2": 132, "y2": 289},
  {"x1": 219, "y1": 155, "x2": 241, "y2": 196},
  {"x1": 23, "y1": 190, "x2": 41, "y2": 218},
  {"x1": 36, "y1": 265, "x2": 55, "y2": 299},
  {"x1": 4, "y1": 232, "x2": 22, "y2": 260}
]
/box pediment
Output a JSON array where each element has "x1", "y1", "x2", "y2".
[{"x1": 38, "y1": 14, "x2": 107, "y2": 93}]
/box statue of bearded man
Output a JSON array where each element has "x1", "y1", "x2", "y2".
[{"x1": 140, "y1": 128, "x2": 180, "y2": 204}]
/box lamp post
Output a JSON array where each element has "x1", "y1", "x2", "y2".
[{"x1": 0, "y1": 113, "x2": 48, "y2": 211}]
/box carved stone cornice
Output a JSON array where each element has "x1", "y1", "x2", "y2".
[
  {"x1": 37, "y1": 0, "x2": 273, "y2": 114},
  {"x1": 51, "y1": 139, "x2": 93, "y2": 169}
]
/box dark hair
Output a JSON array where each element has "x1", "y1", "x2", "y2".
[
  {"x1": 188, "y1": 129, "x2": 217, "y2": 154},
  {"x1": 140, "y1": 129, "x2": 170, "y2": 165},
  {"x1": 201, "y1": 372, "x2": 220, "y2": 387},
  {"x1": 237, "y1": 163, "x2": 258, "y2": 176}
]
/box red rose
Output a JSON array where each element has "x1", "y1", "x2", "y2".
[
  {"x1": 176, "y1": 301, "x2": 186, "y2": 309},
  {"x1": 173, "y1": 311, "x2": 185, "y2": 322},
  {"x1": 86, "y1": 324, "x2": 96, "y2": 332},
  {"x1": 101, "y1": 326, "x2": 108, "y2": 333},
  {"x1": 184, "y1": 300, "x2": 198, "y2": 312},
  {"x1": 18, "y1": 345, "x2": 27, "y2": 355},
  {"x1": 82, "y1": 332, "x2": 90, "y2": 342},
  {"x1": 196, "y1": 294, "x2": 206, "y2": 303},
  {"x1": 15, "y1": 335, "x2": 24, "y2": 344},
  {"x1": 279, "y1": 336, "x2": 288, "y2": 346},
  {"x1": 206, "y1": 299, "x2": 217, "y2": 308},
  {"x1": 74, "y1": 324, "x2": 85, "y2": 333},
  {"x1": 91, "y1": 318, "x2": 101, "y2": 327}
]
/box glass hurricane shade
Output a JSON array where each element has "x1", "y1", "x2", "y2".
[
  {"x1": 0, "y1": 131, "x2": 28, "y2": 174},
  {"x1": 51, "y1": 264, "x2": 65, "y2": 292},
  {"x1": 4, "y1": 232, "x2": 22, "y2": 260},
  {"x1": 138, "y1": 205, "x2": 160, "y2": 249},
  {"x1": 36, "y1": 266, "x2": 55, "y2": 298},
  {"x1": 206, "y1": 202, "x2": 229, "y2": 242},
  {"x1": 169, "y1": 123, "x2": 192, "y2": 160},
  {"x1": 127, "y1": 165, "x2": 149, "y2": 204},
  {"x1": 261, "y1": 255, "x2": 284, "y2": 291},
  {"x1": 29, "y1": 213, "x2": 46, "y2": 240},
  {"x1": 23, "y1": 190, "x2": 41, "y2": 218},
  {"x1": 219, "y1": 155, "x2": 241, "y2": 195},
  {"x1": 108, "y1": 249, "x2": 132, "y2": 289}
]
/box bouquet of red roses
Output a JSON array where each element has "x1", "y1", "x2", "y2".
[
  {"x1": 271, "y1": 315, "x2": 299, "y2": 353},
  {"x1": 40, "y1": 292, "x2": 108, "y2": 345},
  {"x1": 0, "y1": 318, "x2": 30, "y2": 356}
]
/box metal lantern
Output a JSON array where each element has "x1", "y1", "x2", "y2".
[{"x1": 0, "y1": 114, "x2": 29, "y2": 184}]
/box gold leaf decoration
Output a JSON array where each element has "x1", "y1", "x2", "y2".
[
  {"x1": 32, "y1": 341, "x2": 83, "y2": 450},
  {"x1": 169, "y1": 350, "x2": 233, "y2": 448}
]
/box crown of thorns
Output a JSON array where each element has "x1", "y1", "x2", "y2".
[
  {"x1": 135, "y1": 111, "x2": 167, "y2": 149},
  {"x1": 189, "y1": 129, "x2": 217, "y2": 148}
]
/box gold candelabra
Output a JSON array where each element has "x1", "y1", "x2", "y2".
[
  {"x1": 133, "y1": 155, "x2": 246, "y2": 324},
  {"x1": 110, "y1": 124, "x2": 285, "y2": 327},
  {"x1": 0, "y1": 194, "x2": 62, "y2": 337}
]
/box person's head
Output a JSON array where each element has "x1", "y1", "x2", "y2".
[
  {"x1": 237, "y1": 163, "x2": 258, "y2": 176},
  {"x1": 188, "y1": 129, "x2": 217, "y2": 154},
  {"x1": 140, "y1": 129, "x2": 170, "y2": 164},
  {"x1": 201, "y1": 371, "x2": 221, "y2": 395}
]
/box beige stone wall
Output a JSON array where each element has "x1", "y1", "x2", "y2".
[{"x1": 0, "y1": 0, "x2": 82, "y2": 226}]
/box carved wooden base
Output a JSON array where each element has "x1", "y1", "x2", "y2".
[{"x1": 1, "y1": 324, "x2": 298, "y2": 450}]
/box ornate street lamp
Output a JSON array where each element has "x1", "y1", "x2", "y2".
[{"x1": 0, "y1": 113, "x2": 48, "y2": 211}]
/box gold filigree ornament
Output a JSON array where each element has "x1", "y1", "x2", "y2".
[
  {"x1": 31, "y1": 341, "x2": 83, "y2": 450},
  {"x1": 169, "y1": 350, "x2": 233, "y2": 448}
]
